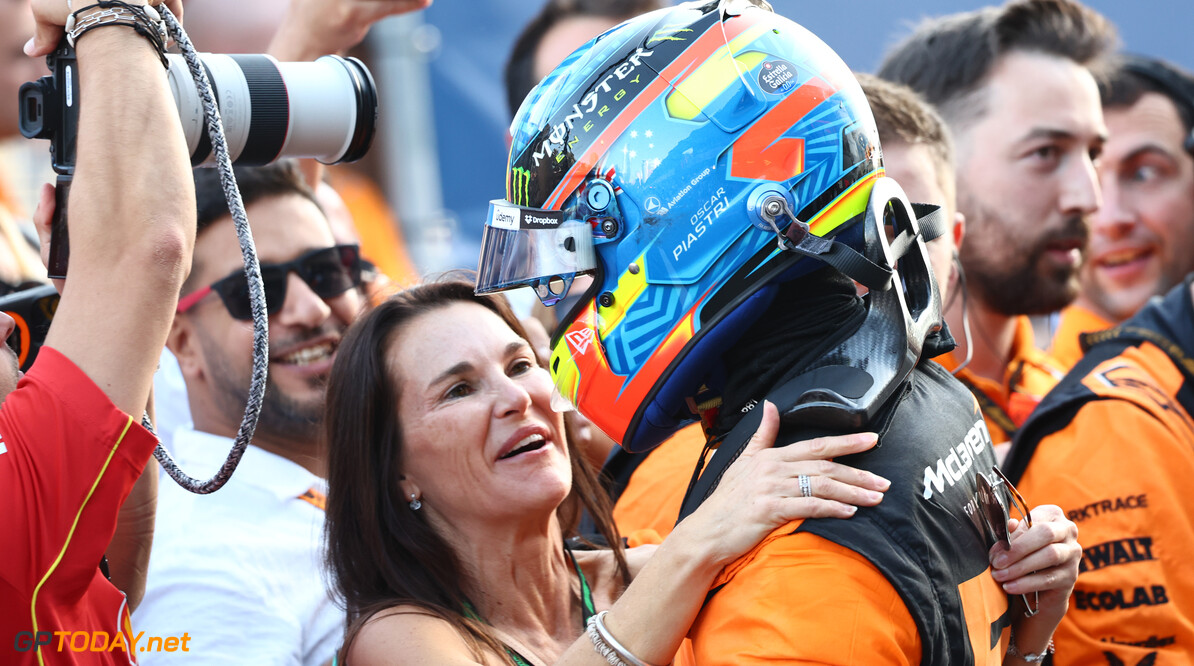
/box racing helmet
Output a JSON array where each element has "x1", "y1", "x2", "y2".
[{"x1": 477, "y1": 0, "x2": 941, "y2": 452}]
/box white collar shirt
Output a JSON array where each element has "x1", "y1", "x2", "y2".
[{"x1": 133, "y1": 426, "x2": 341, "y2": 665}]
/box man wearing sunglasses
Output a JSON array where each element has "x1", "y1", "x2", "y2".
[
  {"x1": 131, "y1": 161, "x2": 365, "y2": 664},
  {"x1": 0, "y1": 0, "x2": 195, "y2": 661}
]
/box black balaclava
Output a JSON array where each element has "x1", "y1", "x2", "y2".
[{"x1": 716, "y1": 266, "x2": 867, "y2": 433}]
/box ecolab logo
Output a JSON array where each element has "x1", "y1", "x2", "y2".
[
  {"x1": 532, "y1": 47, "x2": 655, "y2": 167},
  {"x1": 922, "y1": 419, "x2": 991, "y2": 500},
  {"x1": 566, "y1": 329, "x2": 595, "y2": 355}
]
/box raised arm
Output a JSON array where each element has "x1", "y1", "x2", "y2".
[
  {"x1": 268, "y1": 0, "x2": 432, "y2": 62},
  {"x1": 29, "y1": 0, "x2": 194, "y2": 418},
  {"x1": 268, "y1": 0, "x2": 432, "y2": 187}
]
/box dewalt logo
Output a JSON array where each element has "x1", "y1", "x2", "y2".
[{"x1": 510, "y1": 168, "x2": 533, "y2": 206}]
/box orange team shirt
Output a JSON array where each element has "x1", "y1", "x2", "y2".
[
  {"x1": 1049, "y1": 304, "x2": 1113, "y2": 371},
  {"x1": 937, "y1": 315, "x2": 1065, "y2": 448},
  {"x1": 612, "y1": 423, "x2": 707, "y2": 538},
  {"x1": 1017, "y1": 341, "x2": 1194, "y2": 664},
  {"x1": 688, "y1": 523, "x2": 1010, "y2": 665}
]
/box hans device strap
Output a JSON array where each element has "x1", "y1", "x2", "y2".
[
  {"x1": 676, "y1": 371, "x2": 911, "y2": 525},
  {"x1": 676, "y1": 403, "x2": 765, "y2": 524},
  {"x1": 911, "y1": 203, "x2": 949, "y2": 244}
]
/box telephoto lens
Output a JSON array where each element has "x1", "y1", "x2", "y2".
[{"x1": 166, "y1": 54, "x2": 378, "y2": 166}]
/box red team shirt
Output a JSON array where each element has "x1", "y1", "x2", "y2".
[{"x1": 0, "y1": 347, "x2": 157, "y2": 664}]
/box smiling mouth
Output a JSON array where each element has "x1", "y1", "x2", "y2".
[
  {"x1": 1098, "y1": 247, "x2": 1152, "y2": 268},
  {"x1": 499, "y1": 435, "x2": 547, "y2": 460},
  {"x1": 275, "y1": 341, "x2": 336, "y2": 366}
]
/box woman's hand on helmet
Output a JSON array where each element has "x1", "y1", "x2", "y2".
[{"x1": 675, "y1": 401, "x2": 889, "y2": 569}]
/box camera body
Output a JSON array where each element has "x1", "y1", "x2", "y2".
[
  {"x1": 18, "y1": 42, "x2": 78, "y2": 176},
  {"x1": 0, "y1": 284, "x2": 61, "y2": 372},
  {"x1": 18, "y1": 41, "x2": 379, "y2": 277}
]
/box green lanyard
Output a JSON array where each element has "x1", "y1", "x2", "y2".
[{"x1": 463, "y1": 545, "x2": 596, "y2": 666}]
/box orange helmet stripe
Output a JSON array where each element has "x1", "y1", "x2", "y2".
[{"x1": 543, "y1": 15, "x2": 755, "y2": 211}]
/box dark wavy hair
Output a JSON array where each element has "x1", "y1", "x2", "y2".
[
  {"x1": 878, "y1": 0, "x2": 1117, "y2": 132},
  {"x1": 324, "y1": 278, "x2": 628, "y2": 662},
  {"x1": 504, "y1": 0, "x2": 663, "y2": 118}
]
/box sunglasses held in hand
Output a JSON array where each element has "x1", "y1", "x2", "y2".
[
  {"x1": 176, "y1": 244, "x2": 363, "y2": 321},
  {"x1": 973, "y1": 466, "x2": 1039, "y2": 618}
]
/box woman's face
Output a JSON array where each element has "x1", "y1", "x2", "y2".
[{"x1": 391, "y1": 301, "x2": 571, "y2": 526}]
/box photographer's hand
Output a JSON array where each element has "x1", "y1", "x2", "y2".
[
  {"x1": 269, "y1": 0, "x2": 432, "y2": 62},
  {"x1": 25, "y1": 0, "x2": 183, "y2": 57},
  {"x1": 269, "y1": 0, "x2": 430, "y2": 187},
  {"x1": 31, "y1": 182, "x2": 63, "y2": 294}
]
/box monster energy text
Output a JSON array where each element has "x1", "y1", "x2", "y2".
[{"x1": 532, "y1": 46, "x2": 656, "y2": 168}]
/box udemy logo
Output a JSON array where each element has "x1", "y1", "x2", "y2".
[
  {"x1": 491, "y1": 205, "x2": 519, "y2": 231},
  {"x1": 566, "y1": 328, "x2": 595, "y2": 355}
]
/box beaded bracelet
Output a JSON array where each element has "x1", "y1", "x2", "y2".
[
  {"x1": 586, "y1": 613, "x2": 625, "y2": 666},
  {"x1": 66, "y1": 0, "x2": 169, "y2": 68}
]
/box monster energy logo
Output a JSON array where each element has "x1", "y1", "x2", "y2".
[
  {"x1": 648, "y1": 25, "x2": 692, "y2": 45},
  {"x1": 510, "y1": 168, "x2": 533, "y2": 206},
  {"x1": 530, "y1": 46, "x2": 656, "y2": 167}
]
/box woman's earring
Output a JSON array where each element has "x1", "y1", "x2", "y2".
[{"x1": 408, "y1": 493, "x2": 422, "y2": 511}]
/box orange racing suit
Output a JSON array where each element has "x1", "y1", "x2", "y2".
[{"x1": 1004, "y1": 278, "x2": 1194, "y2": 665}]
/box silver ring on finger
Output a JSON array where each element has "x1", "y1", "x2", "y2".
[{"x1": 798, "y1": 474, "x2": 813, "y2": 498}]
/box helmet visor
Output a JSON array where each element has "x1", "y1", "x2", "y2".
[{"x1": 475, "y1": 200, "x2": 597, "y2": 306}]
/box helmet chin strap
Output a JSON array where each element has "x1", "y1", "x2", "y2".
[
  {"x1": 758, "y1": 195, "x2": 895, "y2": 292},
  {"x1": 752, "y1": 178, "x2": 943, "y2": 431}
]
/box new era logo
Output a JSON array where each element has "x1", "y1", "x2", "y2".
[{"x1": 565, "y1": 329, "x2": 595, "y2": 355}]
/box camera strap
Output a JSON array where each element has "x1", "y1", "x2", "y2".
[{"x1": 149, "y1": 8, "x2": 269, "y2": 495}]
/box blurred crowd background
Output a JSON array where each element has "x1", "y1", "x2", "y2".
[{"x1": 4, "y1": 0, "x2": 1193, "y2": 280}]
